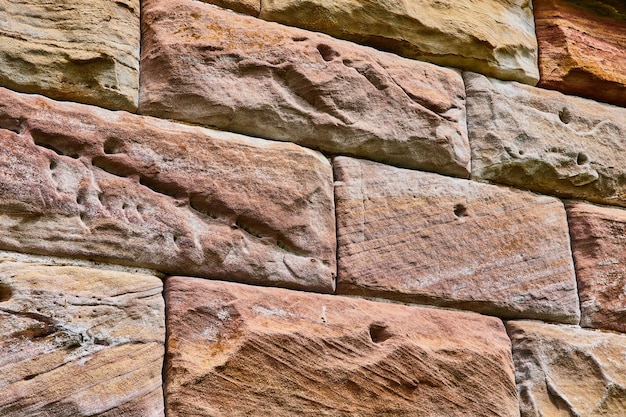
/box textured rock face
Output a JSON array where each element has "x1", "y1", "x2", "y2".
[
  {"x1": 465, "y1": 72, "x2": 626, "y2": 207},
  {"x1": 334, "y1": 156, "x2": 579, "y2": 323},
  {"x1": 508, "y1": 320, "x2": 626, "y2": 417},
  {"x1": 0, "y1": 260, "x2": 164, "y2": 416},
  {"x1": 0, "y1": 0, "x2": 140, "y2": 111},
  {"x1": 566, "y1": 202, "x2": 626, "y2": 333},
  {"x1": 201, "y1": 0, "x2": 539, "y2": 85},
  {"x1": 140, "y1": 0, "x2": 471, "y2": 177},
  {"x1": 0, "y1": 87, "x2": 336, "y2": 292},
  {"x1": 165, "y1": 276, "x2": 520, "y2": 417},
  {"x1": 534, "y1": 0, "x2": 626, "y2": 107}
]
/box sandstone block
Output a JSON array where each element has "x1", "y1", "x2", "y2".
[
  {"x1": 0, "y1": 87, "x2": 335, "y2": 292},
  {"x1": 165, "y1": 276, "x2": 520, "y2": 417},
  {"x1": 566, "y1": 201, "x2": 626, "y2": 333},
  {"x1": 534, "y1": 0, "x2": 626, "y2": 107},
  {"x1": 335, "y1": 156, "x2": 579, "y2": 323},
  {"x1": 0, "y1": 0, "x2": 140, "y2": 111},
  {"x1": 140, "y1": 0, "x2": 470, "y2": 177},
  {"x1": 201, "y1": 0, "x2": 538, "y2": 85},
  {"x1": 508, "y1": 320, "x2": 626, "y2": 417},
  {"x1": 465, "y1": 72, "x2": 626, "y2": 207},
  {"x1": 0, "y1": 260, "x2": 164, "y2": 416}
]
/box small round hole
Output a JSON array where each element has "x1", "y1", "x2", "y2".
[
  {"x1": 453, "y1": 204, "x2": 467, "y2": 218},
  {"x1": 0, "y1": 283, "x2": 13, "y2": 302},
  {"x1": 559, "y1": 107, "x2": 572, "y2": 124},
  {"x1": 576, "y1": 153, "x2": 588, "y2": 165},
  {"x1": 369, "y1": 323, "x2": 393, "y2": 344}
]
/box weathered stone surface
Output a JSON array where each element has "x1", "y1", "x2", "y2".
[
  {"x1": 0, "y1": 260, "x2": 164, "y2": 416},
  {"x1": 0, "y1": 0, "x2": 140, "y2": 111},
  {"x1": 335, "y1": 156, "x2": 579, "y2": 323},
  {"x1": 508, "y1": 320, "x2": 626, "y2": 417},
  {"x1": 534, "y1": 0, "x2": 626, "y2": 107},
  {"x1": 201, "y1": 0, "x2": 539, "y2": 85},
  {"x1": 140, "y1": 0, "x2": 471, "y2": 177},
  {"x1": 566, "y1": 201, "x2": 626, "y2": 333},
  {"x1": 165, "y1": 276, "x2": 520, "y2": 417},
  {"x1": 465, "y1": 72, "x2": 626, "y2": 207},
  {"x1": 0, "y1": 87, "x2": 335, "y2": 292}
]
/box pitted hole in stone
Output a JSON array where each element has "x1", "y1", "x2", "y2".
[
  {"x1": 103, "y1": 136, "x2": 124, "y2": 154},
  {"x1": 317, "y1": 44, "x2": 340, "y2": 62},
  {"x1": 369, "y1": 323, "x2": 393, "y2": 343},
  {"x1": 577, "y1": 153, "x2": 589, "y2": 165},
  {"x1": 31, "y1": 129, "x2": 81, "y2": 159},
  {"x1": 23, "y1": 374, "x2": 37, "y2": 381},
  {"x1": 559, "y1": 107, "x2": 572, "y2": 124},
  {"x1": 49, "y1": 159, "x2": 58, "y2": 170},
  {"x1": 0, "y1": 282, "x2": 12, "y2": 302},
  {"x1": 292, "y1": 36, "x2": 308, "y2": 42},
  {"x1": 453, "y1": 203, "x2": 467, "y2": 218}
]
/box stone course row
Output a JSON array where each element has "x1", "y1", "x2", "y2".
[
  {"x1": 2, "y1": 259, "x2": 625, "y2": 416},
  {"x1": 1, "y1": 82, "x2": 625, "y2": 331},
  {"x1": 2, "y1": 0, "x2": 626, "y2": 109}
]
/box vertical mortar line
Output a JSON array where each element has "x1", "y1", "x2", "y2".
[
  {"x1": 562, "y1": 199, "x2": 583, "y2": 327},
  {"x1": 136, "y1": 0, "x2": 145, "y2": 116},
  {"x1": 502, "y1": 320, "x2": 523, "y2": 417},
  {"x1": 460, "y1": 70, "x2": 473, "y2": 181},
  {"x1": 331, "y1": 155, "x2": 339, "y2": 295},
  {"x1": 161, "y1": 276, "x2": 170, "y2": 417}
]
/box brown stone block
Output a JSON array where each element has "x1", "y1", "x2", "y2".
[
  {"x1": 0, "y1": 0, "x2": 140, "y2": 111},
  {"x1": 466, "y1": 72, "x2": 626, "y2": 207},
  {"x1": 508, "y1": 320, "x2": 626, "y2": 417},
  {"x1": 165, "y1": 276, "x2": 520, "y2": 417},
  {"x1": 139, "y1": 0, "x2": 471, "y2": 177},
  {"x1": 566, "y1": 201, "x2": 626, "y2": 333},
  {"x1": 335, "y1": 156, "x2": 579, "y2": 323},
  {"x1": 0, "y1": 260, "x2": 165, "y2": 416},
  {"x1": 0, "y1": 87, "x2": 335, "y2": 292},
  {"x1": 534, "y1": 0, "x2": 626, "y2": 107}
]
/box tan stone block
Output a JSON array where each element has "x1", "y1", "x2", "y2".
[
  {"x1": 165, "y1": 276, "x2": 520, "y2": 417},
  {"x1": 508, "y1": 320, "x2": 626, "y2": 417},
  {"x1": 0, "y1": 0, "x2": 140, "y2": 111},
  {"x1": 466, "y1": 72, "x2": 626, "y2": 207},
  {"x1": 0, "y1": 261, "x2": 164, "y2": 416},
  {"x1": 335, "y1": 156, "x2": 579, "y2": 323},
  {"x1": 199, "y1": 0, "x2": 539, "y2": 84},
  {"x1": 566, "y1": 201, "x2": 626, "y2": 333},
  {"x1": 534, "y1": 0, "x2": 626, "y2": 107},
  {"x1": 140, "y1": 0, "x2": 470, "y2": 177},
  {"x1": 0, "y1": 87, "x2": 335, "y2": 292}
]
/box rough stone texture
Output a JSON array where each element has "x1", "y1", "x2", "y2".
[
  {"x1": 165, "y1": 276, "x2": 520, "y2": 417},
  {"x1": 0, "y1": 0, "x2": 140, "y2": 112},
  {"x1": 0, "y1": 260, "x2": 165, "y2": 417},
  {"x1": 566, "y1": 201, "x2": 626, "y2": 333},
  {"x1": 201, "y1": 0, "x2": 539, "y2": 85},
  {"x1": 335, "y1": 156, "x2": 579, "y2": 323},
  {"x1": 0, "y1": 87, "x2": 336, "y2": 292},
  {"x1": 465, "y1": 72, "x2": 626, "y2": 207},
  {"x1": 534, "y1": 0, "x2": 626, "y2": 107},
  {"x1": 508, "y1": 320, "x2": 626, "y2": 417},
  {"x1": 140, "y1": 0, "x2": 471, "y2": 178}
]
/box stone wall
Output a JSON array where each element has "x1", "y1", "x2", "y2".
[{"x1": 1, "y1": 0, "x2": 625, "y2": 416}]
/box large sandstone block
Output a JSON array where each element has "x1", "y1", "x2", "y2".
[
  {"x1": 0, "y1": 260, "x2": 165, "y2": 416},
  {"x1": 534, "y1": 0, "x2": 626, "y2": 107},
  {"x1": 508, "y1": 320, "x2": 626, "y2": 417},
  {"x1": 140, "y1": 0, "x2": 471, "y2": 178},
  {"x1": 200, "y1": 0, "x2": 539, "y2": 85},
  {"x1": 165, "y1": 276, "x2": 520, "y2": 417},
  {"x1": 465, "y1": 72, "x2": 626, "y2": 207},
  {"x1": 0, "y1": 87, "x2": 336, "y2": 292},
  {"x1": 335, "y1": 156, "x2": 579, "y2": 323},
  {"x1": 566, "y1": 201, "x2": 626, "y2": 333},
  {"x1": 0, "y1": 0, "x2": 140, "y2": 111}
]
